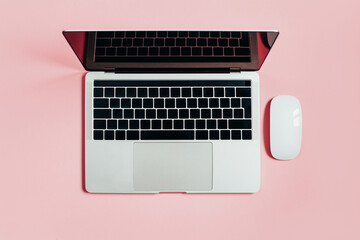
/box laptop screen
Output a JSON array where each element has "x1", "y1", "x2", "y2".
[{"x1": 63, "y1": 30, "x2": 278, "y2": 72}]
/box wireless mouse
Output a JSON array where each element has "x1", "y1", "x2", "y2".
[{"x1": 270, "y1": 95, "x2": 302, "y2": 160}]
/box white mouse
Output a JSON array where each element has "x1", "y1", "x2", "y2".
[{"x1": 270, "y1": 95, "x2": 302, "y2": 160}]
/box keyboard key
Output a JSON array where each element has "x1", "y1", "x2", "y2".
[
  {"x1": 144, "y1": 38, "x2": 154, "y2": 46},
  {"x1": 117, "y1": 48, "x2": 126, "y2": 55},
  {"x1": 135, "y1": 109, "x2": 145, "y2": 118},
  {"x1": 116, "y1": 88, "x2": 125, "y2": 97},
  {"x1": 165, "y1": 99, "x2": 175, "y2": 108},
  {"x1": 118, "y1": 120, "x2": 128, "y2": 129},
  {"x1": 179, "y1": 31, "x2": 188, "y2": 37},
  {"x1": 127, "y1": 131, "x2": 139, "y2": 140},
  {"x1": 171, "y1": 88, "x2": 181, "y2": 97},
  {"x1": 203, "y1": 48, "x2": 212, "y2": 55},
  {"x1": 221, "y1": 32, "x2": 230, "y2": 38},
  {"x1": 147, "y1": 32, "x2": 157, "y2": 37},
  {"x1": 94, "y1": 99, "x2": 108, "y2": 108},
  {"x1": 94, "y1": 88, "x2": 103, "y2": 97},
  {"x1": 163, "y1": 120, "x2": 172, "y2": 129},
  {"x1": 106, "y1": 48, "x2": 116, "y2": 56},
  {"x1": 96, "y1": 48, "x2": 105, "y2": 55},
  {"x1": 124, "y1": 109, "x2": 134, "y2": 119},
  {"x1": 152, "y1": 120, "x2": 161, "y2": 129},
  {"x1": 231, "y1": 32, "x2": 241, "y2": 38},
  {"x1": 189, "y1": 32, "x2": 198, "y2": 37},
  {"x1": 94, "y1": 109, "x2": 111, "y2": 118},
  {"x1": 229, "y1": 39, "x2": 239, "y2": 47},
  {"x1": 132, "y1": 99, "x2": 142, "y2": 108},
  {"x1": 209, "y1": 130, "x2": 219, "y2": 140},
  {"x1": 207, "y1": 120, "x2": 216, "y2": 129},
  {"x1": 154, "y1": 99, "x2": 164, "y2": 108},
  {"x1": 232, "y1": 130, "x2": 241, "y2": 139},
  {"x1": 240, "y1": 33, "x2": 250, "y2": 46},
  {"x1": 228, "y1": 120, "x2": 251, "y2": 129},
  {"x1": 221, "y1": 130, "x2": 230, "y2": 140},
  {"x1": 187, "y1": 38, "x2": 196, "y2": 46},
  {"x1": 210, "y1": 32, "x2": 220, "y2": 37},
  {"x1": 138, "y1": 88, "x2": 147, "y2": 97},
  {"x1": 127, "y1": 88, "x2": 136, "y2": 97},
  {"x1": 236, "y1": 88, "x2": 251, "y2": 97},
  {"x1": 157, "y1": 109, "x2": 167, "y2": 118},
  {"x1": 212, "y1": 109, "x2": 222, "y2": 118},
  {"x1": 115, "y1": 131, "x2": 125, "y2": 140},
  {"x1": 181, "y1": 47, "x2": 191, "y2": 55},
  {"x1": 168, "y1": 32, "x2": 177, "y2": 37},
  {"x1": 234, "y1": 109, "x2": 243, "y2": 118},
  {"x1": 94, "y1": 130, "x2": 103, "y2": 140},
  {"x1": 176, "y1": 38, "x2": 186, "y2": 46},
  {"x1": 146, "y1": 109, "x2": 156, "y2": 118},
  {"x1": 185, "y1": 120, "x2": 195, "y2": 129},
  {"x1": 218, "y1": 120, "x2": 227, "y2": 129},
  {"x1": 126, "y1": 31, "x2": 135, "y2": 37},
  {"x1": 105, "y1": 130, "x2": 115, "y2": 140},
  {"x1": 160, "y1": 47, "x2": 169, "y2": 55},
  {"x1": 193, "y1": 88, "x2": 202, "y2": 97},
  {"x1": 242, "y1": 130, "x2": 252, "y2": 140},
  {"x1": 213, "y1": 48, "x2": 223, "y2": 55},
  {"x1": 141, "y1": 120, "x2": 151, "y2": 129},
  {"x1": 143, "y1": 99, "x2": 153, "y2": 108},
  {"x1": 158, "y1": 31, "x2": 167, "y2": 37},
  {"x1": 107, "y1": 120, "x2": 117, "y2": 129},
  {"x1": 160, "y1": 88, "x2": 169, "y2": 97},
  {"x1": 171, "y1": 47, "x2": 180, "y2": 55},
  {"x1": 197, "y1": 38, "x2": 207, "y2": 46},
  {"x1": 149, "y1": 47, "x2": 159, "y2": 55},
  {"x1": 225, "y1": 88, "x2": 235, "y2": 97},
  {"x1": 219, "y1": 39, "x2": 228, "y2": 46},
  {"x1": 187, "y1": 99, "x2": 197, "y2": 108},
  {"x1": 242, "y1": 99, "x2": 252, "y2": 118},
  {"x1": 196, "y1": 130, "x2": 208, "y2": 140},
  {"x1": 220, "y1": 98, "x2": 230, "y2": 108},
  {"x1": 133, "y1": 39, "x2": 143, "y2": 46},
  {"x1": 235, "y1": 48, "x2": 250, "y2": 55},
  {"x1": 179, "y1": 109, "x2": 189, "y2": 118},
  {"x1": 231, "y1": 98, "x2": 241, "y2": 108},
  {"x1": 190, "y1": 109, "x2": 200, "y2": 118},
  {"x1": 196, "y1": 120, "x2": 206, "y2": 129},
  {"x1": 130, "y1": 120, "x2": 139, "y2": 129},
  {"x1": 96, "y1": 39, "x2": 111, "y2": 47},
  {"x1": 209, "y1": 98, "x2": 219, "y2": 108},
  {"x1": 182, "y1": 88, "x2": 191, "y2": 97},
  {"x1": 200, "y1": 32, "x2": 209, "y2": 37},
  {"x1": 223, "y1": 109, "x2": 232, "y2": 118},
  {"x1": 113, "y1": 109, "x2": 122, "y2": 118},
  {"x1": 110, "y1": 99, "x2": 120, "y2": 108},
  {"x1": 121, "y1": 99, "x2": 131, "y2": 108},
  {"x1": 215, "y1": 88, "x2": 224, "y2": 97},
  {"x1": 198, "y1": 99, "x2": 208, "y2": 108},
  {"x1": 168, "y1": 109, "x2": 178, "y2": 118},
  {"x1": 176, "y1": 99, "x2": 186, "y2": 108},
  {"x1": 192, "y1": 47, "x2": 201, "y2": 55},
  {"x1": 174, "y1": 120, "x2": 183, "y2": 129},
  {"x1": 141, "y1": 131, "x2": 194, "y2": 140},
  {"x1": 155, "y1": 39, "x2": 165, "y2": 46},
  {"x1": 201, "y1": 109, "x2": 211, "y2": 118},
  {"x1": 149, "y1": 88, "x2": 158, "y2": 97},
  {"x1": 94, "y1": 120, "x2": 106, "y2": 129},
  {"x1": 204, "y1": 88, "x2": 213, "y2": 97}
]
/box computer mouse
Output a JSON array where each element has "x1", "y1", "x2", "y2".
[{"x1": 270, "y1": 95, "x2": 302, "y2": 160}]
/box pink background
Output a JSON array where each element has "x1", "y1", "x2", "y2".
[{"x1": 1, "y1": 0, "x2": 360, "y2": 239}]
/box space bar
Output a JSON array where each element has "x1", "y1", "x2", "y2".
[{"x1": 141, "y1": 131, "x2": 194, "y2": 140}]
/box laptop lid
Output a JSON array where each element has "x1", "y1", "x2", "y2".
[{"x1": 63, "y1": 30, "x2": 278, "y2": 72}]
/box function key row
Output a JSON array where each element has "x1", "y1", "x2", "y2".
[
  {"x1": 97, "y1": 31, "x2": 244, "y2": 38},
  {"x1": 93, "y1": 130, "x2": 252, "y2": 140},
  {"x1": 94, "y1": 87, "x2": 251, "y2": 98}
]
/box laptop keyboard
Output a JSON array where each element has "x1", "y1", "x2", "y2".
[
  {"x1": 92, "y1": 80, "x2": 252, "y2": 140},
  {"x1": 94, "y1": 31, "x2": 252, "y2": 63}
]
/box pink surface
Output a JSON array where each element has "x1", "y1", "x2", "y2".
[{"x1": 1, "y1": 0, "x2": 360, "y2": 239}]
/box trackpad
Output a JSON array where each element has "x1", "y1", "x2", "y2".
[{"x1": 133, "y1": 143, "x2": 213, "y2": 191}]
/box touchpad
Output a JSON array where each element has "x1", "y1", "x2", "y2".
[{"x1": 133, "y1": 143, "x2": 213, "y2": 191}]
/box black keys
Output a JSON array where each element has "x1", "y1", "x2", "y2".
[
  {"x1": 182, "y1": 88, "x2": 191, "y2": 97},
  {"x1": 196, "y1": 120, "x2": 206, "y2": 129},
  {"x1": 165, "y1": 99, "x2": 175, "y2": 108},
  {"x1": 105, "y1": 130, "x2": 115, "y2": 140},
  {"x1": 193, "y1": 88, "x2": 202, "y2": 97},
  {"x1": 232, "y1": 130, "x2": 241, "y2": 140},
  {"x1": 141, "y1": 131, "x2": 194, "y2": 140},
  {"x1": 110, "y1": 99, "x2": 120, "y2": 108},
  {"x1": 242, "y1": 98, "x2": 252, "y2": 118},
  {"x1": 176, "y1": 99, "x2": 186, "y2": 108},
  {"x1": 160, "y1": 88, "x2": 169, "y2": 97},
  {"x1": 209, "y1": 130, "x2": 219, "y2": 140},
  {"x1": 196, "y1": 131, "x2": 208, "y2": 140},
  {"x1": 121, "y1": 99, "x2": 131, "y2": 108},
  {"x1": 141, "y1": 120, "x2": 151, "y2": 129},
  {"x1": 94, "y1": 109, "x2": 111, "y2": 118},
  {"x1": 174, "y1": 120, "x2": 183, "y2": 129},
  {"x1": 236, "y1": 88, "x2": 251, "y2": 97},
  {"x1": 146, "y1": 109, "x2": 156, "y2": 118},
  {"x1": 118, "y1": 120, "x2": 128, "y2": 129},
  {"x1": 149, "y1": 88, "x2": 158, "y2": 97},
  {"x1": 242, "y1": 130, "x2": 252, "y2": 140},
  {"x1": 94, "y1": 99, "x2": 108, "y2": 108},
  {"x1": 152, "y1": 120, "x2": 161, "y2": 129},
  {"x1": 171, "y1": 88, "x2": 180, "y2": 97},
  {"x1": 94, "y1": 130, "x2": 103, "y2": 140},
  {"x1": 198, "y1": 99, "x2": 208, "y2": 108},
  {"x1": 207, "y1": 120, "x2": 216, "y2": 129},
  {"x1": 154, "y1": 99, "x2": 164, "y2": 108},
  {"x1": 113, "y1": 109, "x2": 122, "y2": 118},
  {"x1": 127, "y1": 131, "x2": 139, "y2": 140},
  {"x1": 135, "y1": 109, "x2": 145, "y2": 118},
  {"x1": 116, "y1": 131, "x2": 125, "y2": 140},
  {"x1": 94, "y1": 88, "x2": 103, "y2": 97},
  {"x1": 221, "y1": 130, "x2": 230, "y2": 140},
  {"x1": 107, "y1": 120, "x2": 117, "y2": 129},
  {"x1": 105, "y1": 88, "x2": 114, "y2": 97},
  {"x1": 163, "y1": 120, "x2": 172, "y2": 129},
  {"x1": 116, "y1": 88, "x2": 125, "y2": 97},
  {"x1": 130, "y1": 120, "x2": 139, "y2": 129},
  {"x1": 123, "y1": 109, "x2": 134, "y2": 118},
  {"x1": 168, "y1": 109, "x2": 178, "y2": 118},
  {"x1": 228, "y1": 120, "x2": 251, "y2": 129},
  {"x1": 138, "y1": 88, "x2": 147, "y2": 97},
  {"x1": 94, "y1": 120, "x2": 106, "y2": 129},
  {"x1": 143, "y1": 99, "x2": 153, "y2": 108},
  {"x1": 132, "y1": 99, "x2": 142, "y2": 108}
]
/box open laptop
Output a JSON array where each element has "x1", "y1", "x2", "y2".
[{"x1": 63, "y1": 30, "x2": 278, "y2": 193}]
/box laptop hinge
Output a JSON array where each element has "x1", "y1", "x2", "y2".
[
  {"x1": 230, "y1": 68, "x2": 241, "y2": 73},
  {"x1": 109, "y1": 68, "x2": 232, "y2": 74}
]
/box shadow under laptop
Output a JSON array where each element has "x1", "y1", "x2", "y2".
[{"x1": 263, "y1": 99, "x2": 276, "y2": 160}]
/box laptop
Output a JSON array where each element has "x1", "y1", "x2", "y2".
[{"x1": 63, "y1": 30, "x2": 278, "y2": 193}]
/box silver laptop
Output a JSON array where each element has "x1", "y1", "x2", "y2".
[{"x1": 63, "y1": 30, "x2": 278, "y2": 193}]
